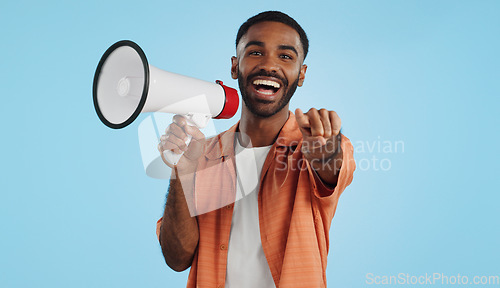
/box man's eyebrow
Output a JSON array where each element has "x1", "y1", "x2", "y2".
[
  {"x1": 245, "y1": 41, "x2": 265, "y2": 49},
  {"x1": 278, "y1": 45, "x2": 298, "y2": 56},
  {"x1": 244, "y1": 41, "x2": 299, "y2": 56}
]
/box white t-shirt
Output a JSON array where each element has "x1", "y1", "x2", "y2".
[{"x1": 225, "y1": 138, "x2": 275, "y2": 288}]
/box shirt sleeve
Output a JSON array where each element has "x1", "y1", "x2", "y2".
[{"x1": 309, "y1": 134, "x2": 356, "y2": 198}]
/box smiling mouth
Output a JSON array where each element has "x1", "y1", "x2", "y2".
[{"x1": 252, "y1": 79, "x2": 281, "y2": 96}]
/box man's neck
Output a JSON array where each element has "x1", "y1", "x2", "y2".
[{"x1": 238, "y1": 105, "x2": 289, "y2": 148}]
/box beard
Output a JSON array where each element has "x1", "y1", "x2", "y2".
[{"x1": 238, "y1": 70, "x2": 300, "y2": 118}]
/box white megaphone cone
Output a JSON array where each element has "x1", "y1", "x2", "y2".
[{"x1": 93, "y1": 40, "x2": 239, "y2": 175}]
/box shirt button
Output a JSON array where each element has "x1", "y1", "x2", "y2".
[
  {"x1": 220, "y1": 244, "x2": 227, "y2": 250},
  {"x1": 225, "y1": 205, "x2": 232, "y2": 210}
]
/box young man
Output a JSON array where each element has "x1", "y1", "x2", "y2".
[{"x1": 157, "y1": 11, "x2": 355, "y2": 288}]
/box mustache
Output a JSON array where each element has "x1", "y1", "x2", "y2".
[{"x1": 246, "y1": 71, "x2": 288, "y2": 87}]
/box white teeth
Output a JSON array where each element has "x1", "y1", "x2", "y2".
[
  {"x1": 253, "y1": 79, "x2": 281, "y2": 89},
  {"x1": 258, "y1": 90, "x2": 274, "y2": 95}
]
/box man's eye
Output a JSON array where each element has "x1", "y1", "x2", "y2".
[
  {"x1": 280, "y1": 54, "x2": 292, "y2": 60},
  {"x1": 249, "y1": 51, "x2": 262, "y2": 56}
]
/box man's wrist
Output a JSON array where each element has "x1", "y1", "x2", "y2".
[{"x1": 308, "y1": 147, "x2": 343, "y2": 172}]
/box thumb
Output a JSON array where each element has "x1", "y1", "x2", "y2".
[
  {"x1": 294, "y1": 108, "x2": 310, "y2": 128},
  {"x1": 185, "y1": 125, "x2": 205, "y2": 141}
]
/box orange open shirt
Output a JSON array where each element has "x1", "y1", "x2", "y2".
[{"x1": 157, "y1": 113, "x2": 356, "y2": 288}]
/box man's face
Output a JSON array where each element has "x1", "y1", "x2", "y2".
[{"x1": 232, "y1": 21, "x2": 307, "y2": 118}]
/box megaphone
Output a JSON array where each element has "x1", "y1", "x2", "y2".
[{"x1": 93, "y1": 40, "x2": 239, "y2": 168}]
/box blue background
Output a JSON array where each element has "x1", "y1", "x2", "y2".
[{"x1": 1, "y1": 0, "x2": 499, "y2": 287}]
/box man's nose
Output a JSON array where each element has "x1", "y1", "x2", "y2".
[{"x1": 257, "y1": 55, "x2": 280, "y2": 73}]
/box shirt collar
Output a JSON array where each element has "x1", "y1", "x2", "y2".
[{"x1": 205, "y1": 111, "x2": 302, "y2": 160}]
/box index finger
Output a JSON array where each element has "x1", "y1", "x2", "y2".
[
  {"x1": 172, "y1": 115, "x2": 188, "y2": 127},
  {"x1": 164, "y1": 115, "x2": 188, "y2": 135},
  {"x1": 306, "y1": 109, "x2": 324, "y2": 137}
]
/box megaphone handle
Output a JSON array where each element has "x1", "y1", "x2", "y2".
[
  {"x1": 161, "y1": 114, "x2": 210, "y2": 166},
  {"x1": 162, "y1": 114, "x2": 199, "y2": 166},
  {"x1": 163, "y1": 134, "x2": 193, "y2": 166}
]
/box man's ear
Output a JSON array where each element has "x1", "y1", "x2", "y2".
[
  {"x1": 231, "y1": 56, "x2": 238, "y2": 79},
  {"x1": 298, "y1": 64, "x2": 308, "y2": 87}
]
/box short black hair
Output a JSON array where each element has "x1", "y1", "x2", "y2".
[{"x1": 235, "y1": 11, "x2": 309, "y2": 60}]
